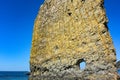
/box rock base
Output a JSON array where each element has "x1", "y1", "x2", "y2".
[
  {"x1": 29, "y1": 69, "x2": 119, "y2": 80},
  {"x1": 29, "y1": 74, "x2": 119, "y2": 80}
]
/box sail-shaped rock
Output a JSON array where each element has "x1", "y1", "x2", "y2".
[{"x1": 30, "y1": 0, "x2": 119, "y2": 79}]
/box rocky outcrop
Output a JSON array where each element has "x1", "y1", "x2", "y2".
[{"x1": 30, "y1": 0, "x2": 119, "y2": 79}]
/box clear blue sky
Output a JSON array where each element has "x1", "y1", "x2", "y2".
[{"x1": 0, "y1": 0, "x2": 119, "y2": 71}]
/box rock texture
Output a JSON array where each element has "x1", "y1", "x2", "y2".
[{"x1": 30, "y1": 0, "x2": 119, "y2": 79}]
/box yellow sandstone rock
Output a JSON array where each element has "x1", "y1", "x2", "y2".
[{"x1": 30, "y1": 0, "x2": 119, "y2": 79}]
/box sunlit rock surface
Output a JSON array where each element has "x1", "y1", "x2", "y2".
[{"x1": 30, "y1": 0, "x2": 119, "y2": 79}]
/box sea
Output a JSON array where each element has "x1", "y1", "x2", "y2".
[
  {"x1": 0, "y1": 70, "x2": 120, "y2": 80},
  {"x1": 0, "y1": 71, "x2": 29, "y2": 80}
]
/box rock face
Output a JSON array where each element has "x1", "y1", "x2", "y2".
[{"x1": 30, "y1": 0, "x2": 119, "y2": 79}]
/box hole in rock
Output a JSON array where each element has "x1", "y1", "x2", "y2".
[
  {"x1": 68, "y1": 12, "x2": 72, "y2": 16},
  {"x1": 34, "y1": 66, "x2": 37, "y2": 69},
  {"x1": 67, "y1": 9, "x2": 70, "y2": 11},
  {"x1": 77, "y1": 59, "x2": 86, "y2": 70},
  {"x1": 71, "y1": 0, "x2": 73, "y2": 2},
  {"x1": 54, "y1": 45, "x2": 59, "y2": 50},
  {"x1": 82, "y1": 42, "x2": 87, "y2": 45},
  {"x1": 82, "y1": 0, "x2": 85, "y2": 2},
  {"x1": 79, "y1": 61, "x2": 86, "y2": 70},
  {"x1": 37, "y1": 67, "x2": 40, "y2": 71}
]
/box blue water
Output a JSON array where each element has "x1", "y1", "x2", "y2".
[
  {"x1": 0, "y1": 71, "x2": 29, "y2": 80},
  {"x1": 0, "y1": 70, "x2": 119, "y2": 80}
]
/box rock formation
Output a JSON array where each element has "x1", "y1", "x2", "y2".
[{"x1": 30, "y1": 0, "x2": 119, "y2": 79}]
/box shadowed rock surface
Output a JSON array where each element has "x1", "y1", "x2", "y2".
[
  {"x1": 30, "y1": 0, "x2": 119, "y2": 79},
  {"x1": 117, "y1": 61, "x2": 120, "y2": 70}
]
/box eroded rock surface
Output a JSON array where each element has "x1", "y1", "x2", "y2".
[{"x1": 30, "y1": 0, "x2": 119, "y2": 79}]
